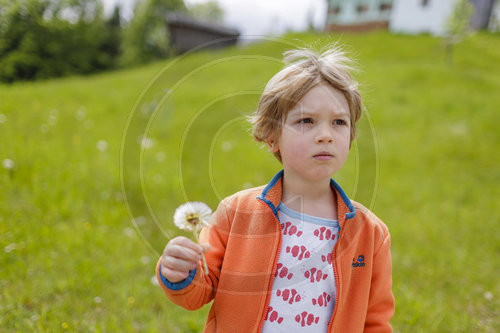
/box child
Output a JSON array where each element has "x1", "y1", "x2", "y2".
[{"x1": 156, "y1": 45, "x2": 394, "y2": 332}]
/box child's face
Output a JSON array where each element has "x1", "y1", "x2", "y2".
[{"x1": 269, "y1": 84, "x2": 351, "y2": 183}]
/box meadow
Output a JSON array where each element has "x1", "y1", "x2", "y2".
[{"x1": 0, "y1": 31, "x2": 498, "y2": 332}]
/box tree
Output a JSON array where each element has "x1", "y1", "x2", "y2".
[
  {"x1": 444, "y1": 0, "x2": 475, "y2": 64},
  {"x1": 188, "y1": 0, "x2": 224, "y2": 23},
  {"x1": 120, "y1": 0, "x2": 186, "y2": 66},
  {"x1": 0, "y1": 0, "x2": 120, "y2": 83}
]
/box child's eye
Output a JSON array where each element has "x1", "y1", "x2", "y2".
[
  {"x1": 298, "y1": 118, "x2": 313, "y2": 124},
  {"x1": 333, "y1": 119, "x2": 347, "y2": 126}
]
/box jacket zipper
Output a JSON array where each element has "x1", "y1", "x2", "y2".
[
  {"x1": 327, "y1": 225, "x2": 342, "y2": 332},
  {"x1": 256, "y1": 200, "x2": 282, "y2": 332}
]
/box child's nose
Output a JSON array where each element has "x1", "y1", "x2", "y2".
[{"x1": 315, "y1": 124, "x2": 334, "y2": 143}]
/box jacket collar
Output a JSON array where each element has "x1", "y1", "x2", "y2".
[{"x1": 257, "y1": 169, "x2": 356, "y2": 221}]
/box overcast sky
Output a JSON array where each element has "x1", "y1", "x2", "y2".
[{"x1": 101, "y1": 0, "x2": 327, "y2": 37}]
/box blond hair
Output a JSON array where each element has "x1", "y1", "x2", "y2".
[{"x1": 250, "y1": 45, "x2": 363, "y2": 162}]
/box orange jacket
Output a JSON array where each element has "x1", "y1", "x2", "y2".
[{"x1": 157, "y1": 171, "x2": 394, "y2": 332}]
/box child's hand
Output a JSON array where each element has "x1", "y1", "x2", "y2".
[{"x1": 160, "y1": 236, "x2": 211, "y2": 283}]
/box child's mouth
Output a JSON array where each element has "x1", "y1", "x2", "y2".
[{"x1": 313, "y1": 152, "x2": 333, "y2": 161}]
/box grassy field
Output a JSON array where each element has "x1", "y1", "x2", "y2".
[{"x1": 0, "y1": 31, "x2": 499, "y2": 331}]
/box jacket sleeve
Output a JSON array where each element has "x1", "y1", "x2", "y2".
[
  {"x1": 364, "y1": 231, "x2": 395, "y2": 332},
  {"x1": 155, "y1": 199, "x2": 231, "y2": 310}
]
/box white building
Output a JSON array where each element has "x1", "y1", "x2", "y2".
[
  {"x1": 389, "y1": 0, "x2": 496, "y2": 36},
  {"x1": 325, "y1": 0, "x2": 394, "y2": 31}
]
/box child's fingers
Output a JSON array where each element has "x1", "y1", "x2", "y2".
[
  {"x1": 162, "y1": 254, "x2": 198, "y2": 272},
  {"x1": 164, "y1": 236, "x2": 203, "y2": 258},
  {"x1": 160, "y1": 265, "x2": 189, "y2": 283}
]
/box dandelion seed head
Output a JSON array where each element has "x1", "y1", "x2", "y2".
[
  {"x1": 76, "y1": 107, "x2": 86, "y2": 121},
  {"x1": 2, "y1": 159, "x2": 14, "y2": 170},
  {"x1": 4, "y1": 243, "x2": 17, "y2": 253},
  {"x1": 48, "y1": 114, "x2": 57, "y2": 126},
  {"x1": 0, "y1": 114, "x2": 6, "y2": 123},
  {"x1": 133, "y1": 216, "x2": 146, "y2": 226},
  {"x1": 94, "y1": 296, "x2": 102, "y2": 303},
  {"x1": 153, "y1": 174, "x2": 162, "y2": 184},
  {"x1": 150, "y1": 275, "x2": 160, "y2": 286},
  {"x1": 484, "y1": 291, "x2": 493, "y2": 301},
  {"x1": 124, "y1": 227, "x2": 135, "y2": 238},
  {"x1": 140, "y1": 137, "x2": 154, "y2": 150},
  {"x1": 221, "y1": 141, "x2": 233, "y2": 152},
  {"x1": 173, "y1": 202, "x2": 212, "y2": 232},
  {"x1": 97, "y1": 140, "x2": 108, "y2": 152}
]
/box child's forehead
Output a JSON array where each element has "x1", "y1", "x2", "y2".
[{"x1": 286, "y1": 85, "x2": 350, "y2": 117}]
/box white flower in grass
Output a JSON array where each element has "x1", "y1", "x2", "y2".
[
  {"x1": 140, "y1": 137, "x2": 154, "y2": 150},
  {"x1": 76, "y1": 107, "x2": 86, "y2": 121},
  {"x1": 150, "y1": 275, "x2": 160, "y2": 286},
  {"x1": 173, "y1": 202, "x2": 212, "y2": 232},
  {"x1": 4, "y1": 243, "x2": 17, "y2": 253},
  {"x1": 2, "y1": 159, "x2": 14, "y2": 170},
  {"x1": 97, "y1": 140, "x2": 108, "y2": 152},
  {"x1": 221, "y1": 141, "x2": 233, "y2": 152},
  {"x1": 48, "y1": 115, "x2": 57, "y2": 126}
]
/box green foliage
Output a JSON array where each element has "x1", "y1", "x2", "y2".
[
  {"x1": 443, "y1": 0, "x2": 475, "y2": 64},
  {"x1": 0, "y1": 0, "x2": 121, "y2": 83},
  {"x1": 0, "y1": 31, "x2": 499, "y2": 331},
  {"x1": 187, "y1": 0, "x2": 224, "y2": 23},
  {"x1": 445, "y1": 0, "x2": 475, "y2": 42},
  {"x1": 120, "y1": 0, "x2": 186, "y2": 66}
]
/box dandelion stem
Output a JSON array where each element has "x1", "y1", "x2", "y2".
[{"x1": 192, "y1": 230, "x2": 209, "y2": 275}]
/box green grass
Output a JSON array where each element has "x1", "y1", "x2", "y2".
[{"x1": 1, "y1": 31, "x2": 499, "y2": 331}]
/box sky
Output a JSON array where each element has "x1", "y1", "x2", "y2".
[{"x1": 101, "y1": 0, "x2": 327, "y2": 37}]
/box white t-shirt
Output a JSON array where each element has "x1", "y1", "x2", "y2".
[{"x1": 261, "y1": 202, "x2": 340, "y2": 332}]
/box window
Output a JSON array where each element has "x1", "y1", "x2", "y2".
[
  {"x1": 379, "y1": 3, "x2": 392, "y2": 11},
  {"x1": 356, "y1": 4, "x2": 369, "y2": 13},
  {"x1": 329, "y1": 6, "x2": 341, "y2": 15}
]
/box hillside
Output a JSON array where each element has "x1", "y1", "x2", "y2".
[{"x1": 0, "y1": 31, "x2": 499, "y2": 331}]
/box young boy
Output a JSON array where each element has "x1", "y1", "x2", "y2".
[{"x1": 156, "y1": 46, "x2": 394, "y2": 332}]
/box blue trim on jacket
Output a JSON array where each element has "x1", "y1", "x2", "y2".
[
  {"x1": 257, "y1": 170, "x2": 356, "y2": 221},
  {"x1": 256, "y1": 169, "x2": 283, "y2": 220},
  {"x1": 159, "y1": 266, "x2": 197, "y2": 291}
]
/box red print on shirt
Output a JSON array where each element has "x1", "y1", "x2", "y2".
[
  {"x1": 286, "y1": 245, "x2": 311, "y2": 260},
  {"x1": 295, "y1": 311, "x2": 320, "y2": 327},
  {"x1": 304, "y1": 268, "x2": 328, "y2": 282},
  {"x1": 314, "y1": 226, "x2": 336, "y2": 241},
  {"x1": 312, "y1": 292, "x2": 332, "y2": 307},
  {"x1": 265, "y1": 306, "x2": 284, "y2": 324},
  {"x1": 321, "y1": 253, "x2": 333, "y2": 265},
  {"x1": 281, "y1": 222, "x2": 303, "y2": 237},
  {"x1": 277, "y1": 288, "x2": 301, "y2": 304},
  {"x1": 275, "y1": 263, "x2": 293, "y2": 280}
]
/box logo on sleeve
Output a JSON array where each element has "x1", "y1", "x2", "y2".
[{"x1": 352, "y1": 255, "x2": 365, "y2": 268}]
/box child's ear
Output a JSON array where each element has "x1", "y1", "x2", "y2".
[{"x1": 266, "y1": 138, "x2": 279, "y2": 153}]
